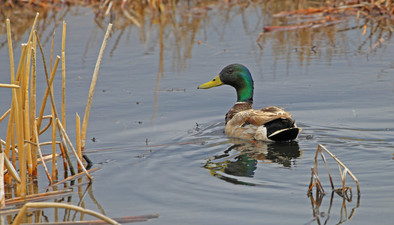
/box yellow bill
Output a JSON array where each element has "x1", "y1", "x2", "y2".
[{"x1": 198, "y1": 75, "x2": 223, "y2": 89}]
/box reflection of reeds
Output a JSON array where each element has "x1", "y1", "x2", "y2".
[
  {"x1": 1, "y1": 1, "x2": 392, "y2": 66},
  {"x1": 259, "y1": 0, "x2": 393, "y2": 61}
]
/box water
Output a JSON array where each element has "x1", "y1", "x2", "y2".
[{"x1": 0, "y1": 2, "x2": 393, "y2": 224}]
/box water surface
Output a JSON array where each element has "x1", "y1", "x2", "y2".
[{"x1": 0, "y1": 2, "x2": 393, "y2": 224}]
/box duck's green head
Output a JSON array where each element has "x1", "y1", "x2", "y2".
[{"x1": 198, "y1": 64, "x2": 254, "y2": 103}]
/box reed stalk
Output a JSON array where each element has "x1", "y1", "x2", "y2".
[
  {"x1": 0, "y1": 84, "x2": 19, "y2": 89},
  {"x1": 0, "y1": 109, "x2": 11, "y2": 123},
  {"x1": 35, "y1": 31, "x2": 56, "y2": 127},
  {"x1": 14, "y1": 84, "x2": 26, "y2": 196},
  {"x1": 5, "y1": 189, "x2": 73, "y2": 206},
  {"x1": 50, "y1": 30, "x2": 55, "y2": 76},
  {"x1": 1, "y1": 15, "x2": 119, "y2": 224},
  {"x1": 38, "y1": 115, "x2": 52, "y2": 135},
  {"x1": 13, "y1": 202, "x2": 120, "y2": 225},
  {"x1": 0, "y1": 150, "x2": 4, "y2": 208},
  {"x1": 6, "y1": 19, "x2": 15, "y2": 83},
  {"x1": 62, "y1": 21, "x2": 67, "y2": 129},
  {"x1": 57, "y1": 119, "x2": 92, "y2": 181},
  {"x1": 46, "y1": 168, "x2": 99, "y2": 190},
  {"x1": 309, "y1": 144, "x2": 360, "y2": 197},
  {"x1": 52, "y1": 112, "x2": 58, "y2": 181},
  {"x1": 81, "y1": 23, "x2": 113, "y2": 150},
  {"x1": 30, "y1": 35, "x2": 38, "y2": 176},
  {"x1": 23, "y1": 44, "x2": 33, "y2": 175},
  {"x1": 319, "y1": 144, "x2": 360, "y2": 195},
  {"x1": 4, "y1": 156, "x2": 20, "y2": 184},
  {"x1": 3, "y1": 104, "x2": 15, "y2": 184},
  {"x1": 11, "y1": 115, "x2": 16, "y2": 172},
  {"x1": 15, "y1": 43, "x2": 28, "y2": 83},
  {"x1": 36, "y1": 33, "x2": 77, "y2": 177},
  {"x1": 35, "y1": 34, "x2": 59, "y2": 130},
  {"x1": 27, "y1": 13, "x2": 39, "y2": 46},
  {"x1": 32, "y1": 120, "x2": 52, "y2": 184},
  {"x1": 76, "y1": 113, "x2": 82, "y2": 172}
]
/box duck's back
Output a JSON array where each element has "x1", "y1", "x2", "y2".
[{"x1": 225, "y1": 106, "x2": 300, "y2": 142}]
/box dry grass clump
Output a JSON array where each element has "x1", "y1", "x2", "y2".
[{"x1": 307, "y1": 144, "x2": 360, "y2": 224}]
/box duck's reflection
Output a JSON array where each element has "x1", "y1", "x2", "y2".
[{"x1": 203, "y1": 139, "x2": 301, "y2": 185}]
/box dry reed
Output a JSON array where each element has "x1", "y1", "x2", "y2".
[
  {"x1": 308, "y1": 144, "x2": 360, "y2": 198},
  {"x1": 81, "y1": 23, "x2": 113, "y2": 150},
  {"x1": 13, "y1": 202, "x2": 120, "y2": 225},
  {"x1": 0, "y1": 12, "x2": 117, "y2": 224},
  {"x1": 308, "y1": 144, "x2": 361, "y2": 224}
]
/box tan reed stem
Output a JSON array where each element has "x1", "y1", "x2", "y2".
[
  {"x1": 6, "y1": 189, "x2": 72, "y2": 206},
  {"x1": 0, "y1": 108, "x2": 11, "y2": 123},
  {"x1": 76, "y1": 113, "x2": 82, "y2": 172},
  {"x1": 58, "y1": 142, "x2": 69, "y2": 174},
  {"x1": 52, "y1": 111, "x2": 58, "y2": 181},
  {"x1": 318, "y1": 144, "x2": 360, "y2": 195},
  {"x1": 23, "y1": 43, "x2": 33, "y2": 175},
  {"x1": 32, "y1": 120, "x2": 52, "y2": 184},
  {"x1": 36, "y1": 57, "x2": 58, "y2": 130},
  {"x1": 57, "y1": 119, "x2": 92, "y2": 181},
  {"x1": 3, "y1": 106, "x2": 15, "y2": 176},
  {"x1": 13, "y1": 202, "x2": 120, "y2": 225},
  {"x1": 6, "y1": 19, "x2": 15, "y2": 83},
  {"x1": 38, "y1": 115, "x2": 52, "y2": 135},
  {"x1": 46, "y1": 167, "x2": 99, "y2": 190},
  {"x1": 4, "y1": 155, "x2": 20, "y2": 183},
  {"x1": 0, "y1": 84, "x2": 19, "y2": 89},
  {"x1": 50, "y1": 30, "x2": 55, "y2": 74},
  {"x1": 35, "y1": 29, "x2": 61, "y2": 131},
  {"x1": 0, "y1": 149, "x2": 4, "y2": 208},
  {"x1": 15, "y1": 44, "x2": 28, "y2": 83},
  {"x1": 27, "y1": 13, "x2": 39, "y2": 45},
  {"x1": 62, "y1": 21, "x2": 67, "y2": 129},
  {"x1": 81, "y1": 23, "x2": 113, "y2": 150},
  {"x1": 11, "y1": 114, "x2": 16, "y2": 170},
  {"x1": 36, "y1": 32, "x2": 75, "y2": 177},
  {"x1": 31, "y1": 44, "x2": 38, "y2": 176},
  {"x1": 14, "y1": 85, "x2": 26, "y2": 196}
]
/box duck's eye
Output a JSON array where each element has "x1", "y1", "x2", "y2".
[{"x1": 212, "y1": 79, "x2": 216, "y2": 81}]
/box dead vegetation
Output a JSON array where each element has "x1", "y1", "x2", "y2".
[
  {"x1": 307, "y1": 144, "x2": 360, "y2": 224},
  {"x1": 0, "y1": 0, "x2": 385, "y2": 223},
  {"x1": 0, "y1": 12, "x2": 158, "y2": 224}
]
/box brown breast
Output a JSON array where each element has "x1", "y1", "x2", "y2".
[{"x1": 225, "y1": 102, "x2": 253, "y2": 124}]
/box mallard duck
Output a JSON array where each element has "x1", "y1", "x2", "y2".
[{"x1": 198, "y1": 64, "x2": 301, "y2": 142}]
